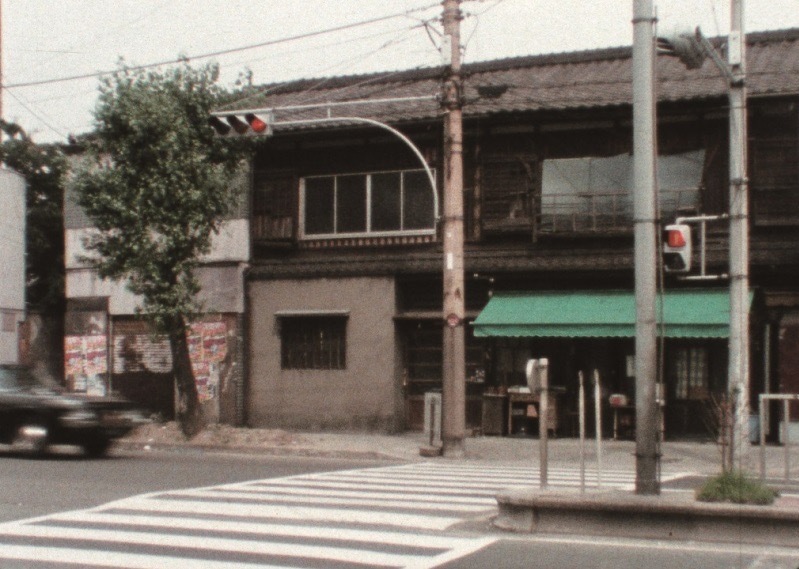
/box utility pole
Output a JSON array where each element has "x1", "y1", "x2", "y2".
[
  {"x1": 0, "y1": 0, "x2": 4, "y2": 131},
  {"x1": 632, "y1": 0, "x2": 660, "y2": 495},
  {"x1": 654, "y1": 1, "x2": 750, "y2": 470},
  {"x1": 441, "y1": 0, "x2": 466, "y2": 457},
  {"x1": 728, "y1": 0, "x2": 750, "y2": 469}
]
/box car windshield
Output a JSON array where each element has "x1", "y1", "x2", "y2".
[{"x1": 0, "y1": 366, "x2": 46, "y2": 390}]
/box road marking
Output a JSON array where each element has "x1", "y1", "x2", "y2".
[{"x1": 0, "y1": 462, "x2": 670, "y2": 568}]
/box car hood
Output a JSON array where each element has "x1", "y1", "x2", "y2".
[{"x1": 16, "y1": 387, "x2": 134, "y2": 410}]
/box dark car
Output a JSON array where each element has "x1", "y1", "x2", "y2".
[{"x1": 0, "y1": 364, "x2": 147, "y2": 457}]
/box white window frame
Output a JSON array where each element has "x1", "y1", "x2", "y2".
[{"x1": 299, "y1": 168, "x2": 437, "y2": 239}]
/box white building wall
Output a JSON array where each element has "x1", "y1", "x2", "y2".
[
  {"x1": 0, "y1": 168, "x2": 26, "y2": 364},
  {"x1": 65, "y1": 219, "x2": 249, "y2": 315}
]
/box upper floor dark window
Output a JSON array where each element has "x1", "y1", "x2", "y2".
[
  {"x1": 300, "y1": 169, "x2": 436, "y2": 239},
  {"x1": 540, "y1": 150, "x2": 704, "y2": 232},
  {"x1": 252, "y1": 172, "x2": 295, "y2": 241},
  {"x1": 750, "y1": 136, "x2": 799, "y2": 226},
  {"x1": 480, "y1": 156, "x2": 538, "y2": 233}
]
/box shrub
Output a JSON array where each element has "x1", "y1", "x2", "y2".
[{"x1": 696, "y1": 470, "x2": 779, "y2": 505}]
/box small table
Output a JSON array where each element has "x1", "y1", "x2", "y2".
[{"x1": 507, "y1": 392, "x2": 558, "y2": 436}]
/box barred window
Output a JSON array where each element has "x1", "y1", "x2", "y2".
[{"x1": 280, "y1": 316, "x2": 347, "y2": 370}]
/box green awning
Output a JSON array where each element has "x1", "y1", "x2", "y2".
[{"x1": 472, "y1": 290, "x2": 748, "y2": 339}]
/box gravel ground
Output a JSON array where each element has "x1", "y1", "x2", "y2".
[{"x1": 122, "y1": 421, "x2": 308, "y2": 450}]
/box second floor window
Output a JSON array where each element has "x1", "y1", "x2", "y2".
[
  {"x1": 301, "y1": 169, "x2": 435, "y2": 238},
  {"x1": 540, "y1": 150, "x2": 705, "y2": 232}
]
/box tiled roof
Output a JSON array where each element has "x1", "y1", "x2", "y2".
[{"x1": 221, "y1": 28, "x2": 799, "y2": 130}]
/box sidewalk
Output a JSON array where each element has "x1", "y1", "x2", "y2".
[{"x1": 119, "y1": 421, "x2": 798, "y2": 478}]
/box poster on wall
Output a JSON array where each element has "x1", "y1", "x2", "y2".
[
  {"x1": 64, "y1": 334, "x2": 108, "y2": 395},
  {"x1": 187, "y1": 322, "x2": 227, "y2": 402}
]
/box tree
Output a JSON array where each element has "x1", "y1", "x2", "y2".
[
  {"x1": 72, "y1": 61, "x2": 250, "y2": 437},
  {"x1": 0, "y1": 121, "x2": 67, "y2": 314}
]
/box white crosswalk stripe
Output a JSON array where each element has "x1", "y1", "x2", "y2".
[{"x1": 0, "y1": 462, "x2": 640, "y2": 568}]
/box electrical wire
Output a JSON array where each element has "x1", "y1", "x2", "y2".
[
  {"x1": 21, "y1": 0, "x2": 175, "y2": 77},
  {"x1": 3, "y1": 3, "x2": 441, "y2": 90},
  {"x1": 461, "y1": 0, "x2": 509, "y2": 61},
  {"x1": 218, "y1": 22, "x2": 437, "y2": 112},
  {"x1": 224, "y1": 23, "x2": 422, "y2": 74},
  {"x1": 3, "y1": 89, "x2": 67, "y2": 139},
  {"x1": 218, "y1": 21, "x2": 427, "y2": 109}
]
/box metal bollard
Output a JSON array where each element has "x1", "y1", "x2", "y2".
[{"x1": 594, "y1": 369, "x2": 603, "y2": 489}]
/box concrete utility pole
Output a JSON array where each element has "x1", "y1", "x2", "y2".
[
  {"x1": 0, "y1": 0, "x2": 4, "y2": 130},
  {"x1": 441, "y1": 0, "x2": 466, "y2": 457},
  {"x1": 728, "y1": 0, "x2": 750, "y2": 468},
  {"x1": 654, "y1": 1, "x2": 750, "y2": 470},
  {"x1": 632, "y1": 0, "x2": 661, "y2": 495}
]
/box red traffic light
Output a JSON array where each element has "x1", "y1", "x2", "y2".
[
  {"x1": 245, "y1": 113, "x2": 268, "y2": 133},
  {"x1": 209, "y1": 112, "x2": 273, "y2": 137},
  {"x1": 663, "y1": 223, "x2": 692, "y2": 273},
  {"x1": 666, "y1": 228, "x2": 687, "y2": 248}
]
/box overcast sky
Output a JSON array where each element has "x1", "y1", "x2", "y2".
[{"x1": 5, "y1": 0, "x2": 799, "y2": 143}]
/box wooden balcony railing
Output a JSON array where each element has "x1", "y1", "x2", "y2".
[
  {"x1": 538, "y1": 188, "x2": 700, "y2": 234},
  {"x1": 252, "y1": 215, "x2": 293, "y2": 241}
]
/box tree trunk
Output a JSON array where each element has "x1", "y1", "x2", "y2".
[{"x1": 168, "y1": 315, "x2": 205, "y2": 438}]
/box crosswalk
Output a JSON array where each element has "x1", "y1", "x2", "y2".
[{"x1": 0, "y1": 462, "x2": 640, "y2": 568}]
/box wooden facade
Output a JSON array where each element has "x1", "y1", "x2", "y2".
[{"x1": 241, "y1": 29, "x2": 799, "y2": 439}]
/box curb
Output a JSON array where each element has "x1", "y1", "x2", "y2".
[
  {"x1": 114, "y1": 440, "x2": 414, "y2": 462},
  {"x1": 495, "y1": 488, "x2": 799, "y2": 547}
]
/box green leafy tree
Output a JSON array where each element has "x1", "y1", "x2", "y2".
[
  {"x1": 73, "y1": 61, "x2": 249, "y2": 437},
  {"x1": 0, "y1": 121, "x2": 67, "y2": 314}
]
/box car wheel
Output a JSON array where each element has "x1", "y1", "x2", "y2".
[
  {"x1": 12, "y1": 423, "x2": 49, "y2": 456},
  {"x1": 83, "y1": 437, "x2": 112, "y2": 458}
]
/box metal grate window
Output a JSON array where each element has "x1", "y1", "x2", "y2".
[
  {"x1": 280, "y1": 316, "x2": 347, "y2": 370},
  {"x1": 252, "y1": 173, "x2": 295, "y2": 240}
]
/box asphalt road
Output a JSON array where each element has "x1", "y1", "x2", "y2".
[
  {"x1": 439, "y1": 534, "x2": 799, "y2": 569},
  {"x1": 1, "y1": 447, "x2": 797, "y2": 569},
  {"x1": 0, "y1": 445, "x2": 393, "y2": 523}
]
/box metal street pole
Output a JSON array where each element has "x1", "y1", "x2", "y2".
[
  {"x1": 632, "y1": 0, "x2": 660, "y2": 495},
  {"x1": 441, "y1": 0, "x2": 466, "y2": 457},
  {"x1": 728, "y1": 0, "x2": 750, "y2": 469}
]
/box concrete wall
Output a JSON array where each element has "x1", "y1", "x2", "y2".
[
  {"x1": 66, "y1": 263, "x2": 248, "y2": 315},
  {"x1": 248, "y1": 276, "x2": 401, "y2": 432},
  {"x1": 0, "y1": 168, "x2": 26, "y2": 364},
  {"x1": 18, "y1": 313, "x2": 63, "y2": 380},
  {"x1": 65, "y1": 219, "x2": 250, "y2": 270}
]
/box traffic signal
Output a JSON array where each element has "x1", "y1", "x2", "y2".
[
  {"x1": 663, "y1": 223, "x2": 692, "y2": 273},
  {"x1": 208, "y1": 112, "x2": 273, "y2": 137}
]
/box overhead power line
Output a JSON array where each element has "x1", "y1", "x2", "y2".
[
  {"x1": 4, "y1": 89, "x2": 67, "y2": 139},
  {"x1": 3, "y1": 3, "x2": 441, "y2": 90}
]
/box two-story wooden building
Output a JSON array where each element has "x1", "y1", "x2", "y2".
[
  {"x1": 66, "y1": 28, "x2": 799, "y2": 440},
  {"x1": 222, "y1": 28, "x2": 799, "y2": 441}
]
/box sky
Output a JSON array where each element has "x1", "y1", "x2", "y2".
[{"x1": 4, "y1": 0, "x2": 799, "y2": 143}]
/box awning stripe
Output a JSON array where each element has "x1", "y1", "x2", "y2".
[{"x1": 472, "y1": 290, "x2": 748, "y2": 339}]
